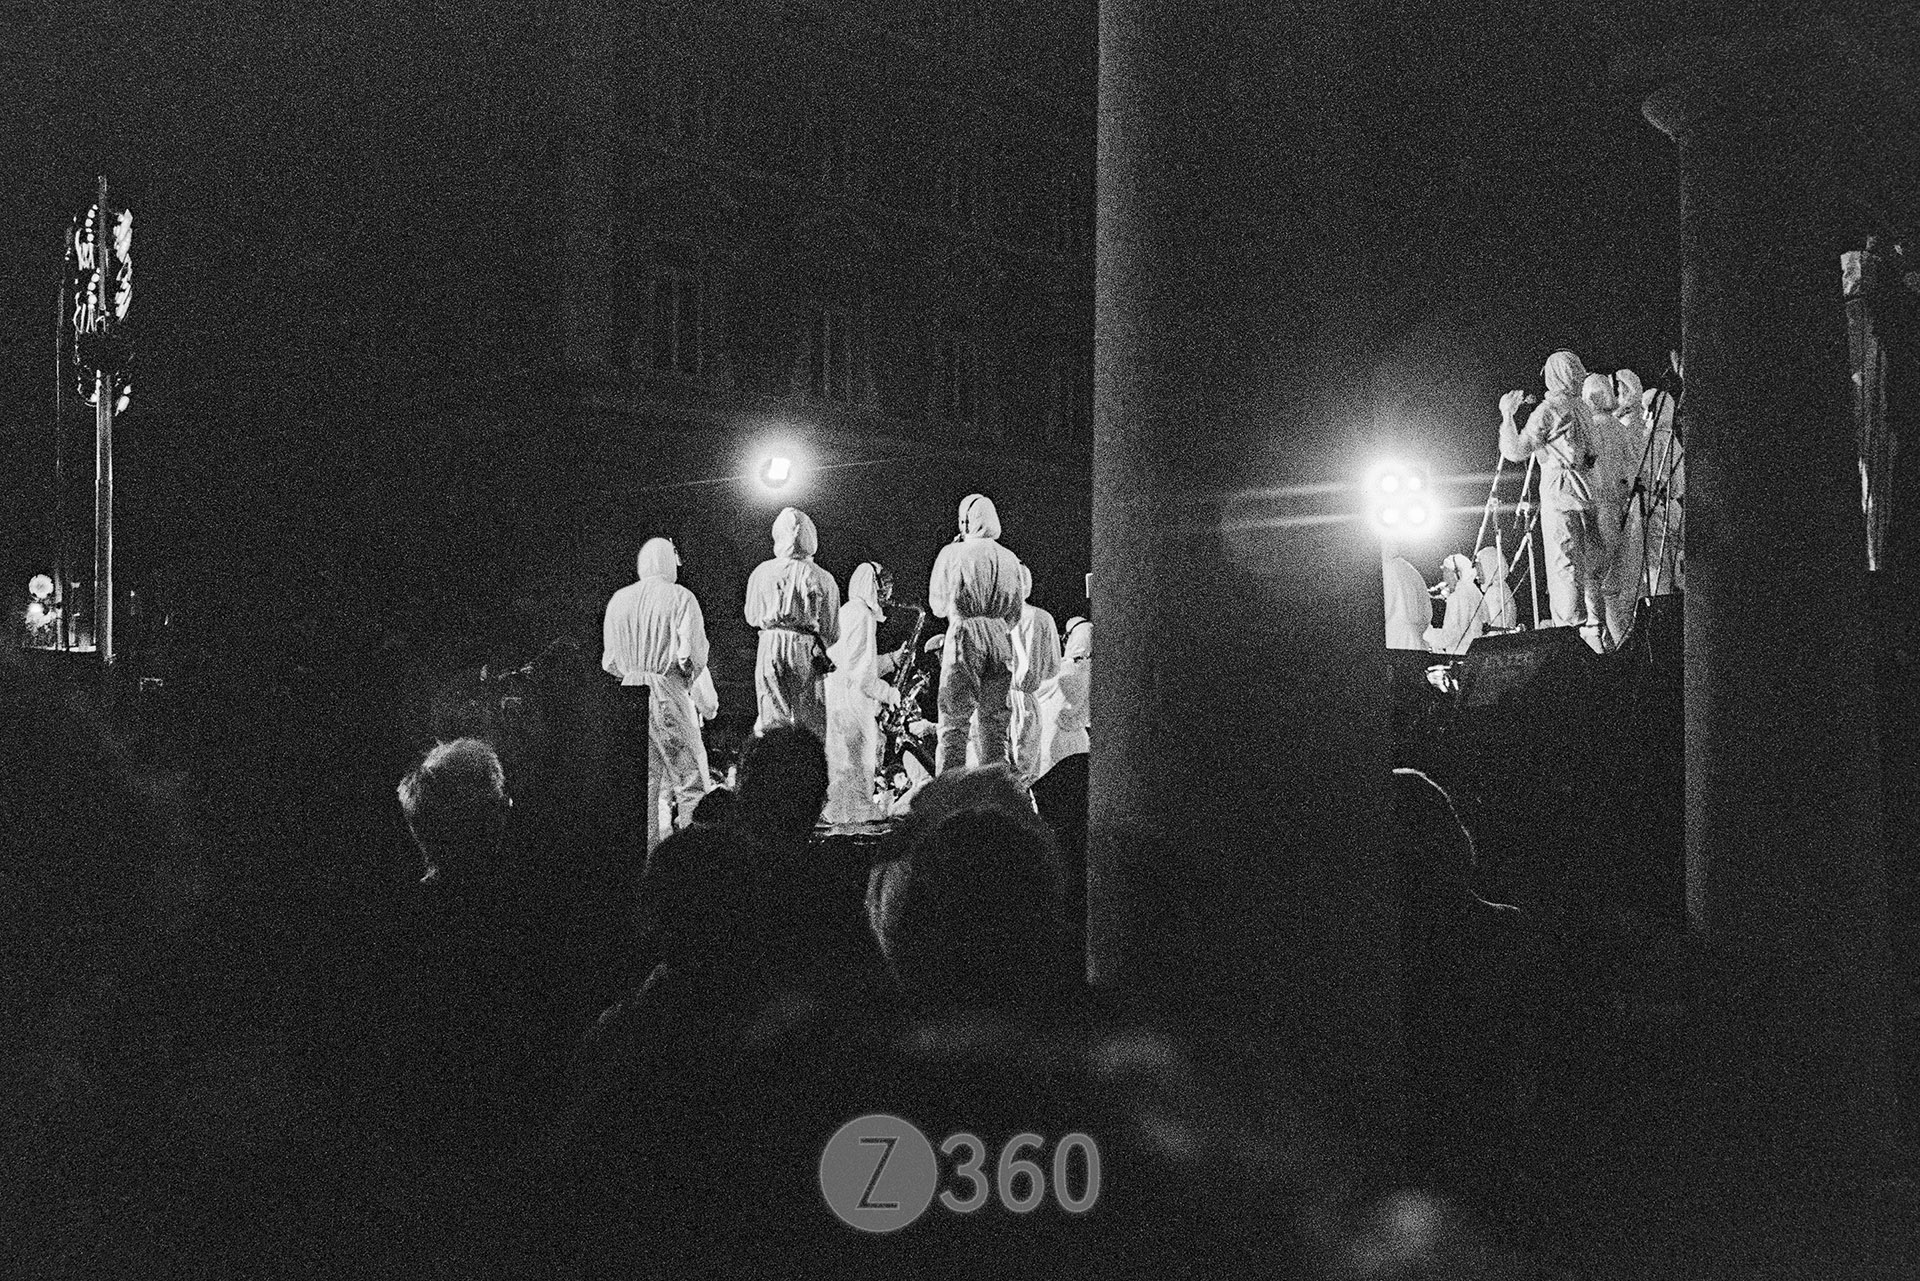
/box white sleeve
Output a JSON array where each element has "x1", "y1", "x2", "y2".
[
  {"x1": 818, "y1": 569, "x2": 842, "y2": 647},
  {"x1": 743, "y1": 563, "x2": 772, "y2": 628},
  {"x1": 601, "y1": 595, "x2": 624, "y2": 678},
  {"x1": 678, "y1": 591, "x2": 709, "y2": 677},
  {"x1": 692, "y1": 667, "x2": 719, "y2": 720},
  {"x1": 928, "y1": 547, "x2": 956, "y2": 619}
]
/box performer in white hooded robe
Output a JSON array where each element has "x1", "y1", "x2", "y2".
[
  {"x1": 1036, "y1": 616, "x2": 1091, "y2": 778},
  {"x1": 744, "y1": 506, "x2": 840, "y2": 739},
  {"x1": 601, "y1": 537, "x2": 711, "y2": 851},
  {"x1": 1382, "y1": 550, "x2": 1432, "y2": 650},
  {"x1": 928, "y1": 493, "x2": 1024, "y2": 774},
  {"x1": 823, "y1": 562, "x2": 900, "y2": 823},
  {"x1": 1424, "y1": 553, "x2": 1487, "y2": 654},
  {"x1": 1499, "y1": 351, "x2": 1604, "y2": 634},
  {"x1": 1475, "y1": 543, "x2": 1519, "y2": 631},
  {"x1": 1584, "y1": 371, "x2": 1639, "y2": 650},
  {"x1": 1000, "y1": 563, "x2": 1062, "y2": 783}
]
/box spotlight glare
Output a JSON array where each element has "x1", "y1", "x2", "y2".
[
  {"x1": 1381, "y1": 507, "x2": 1402, "y2": 526},
  {"x1": 1380, "y1": 474, "x2": 1401, "y2": 493},
  {"x1": 760, "y1": 455, "x2": 793, "y2": 487},
  {"x1": 1406, "y1": 474, "x2": 1424, "y2": 491},
  {"x1": 1407, "y1": 504, "x2": 1428, "y2": 524}
]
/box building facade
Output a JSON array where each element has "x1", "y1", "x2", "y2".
[
  {"x1": 590, "y1": 1, "x2": 1096, "y2": 451},
  {"x1": 546, "y1": 0, "x2": 1097, "y2": 715},
  {"x1": 2, "y1": 0, "x2": 1096, "y2": 720}
]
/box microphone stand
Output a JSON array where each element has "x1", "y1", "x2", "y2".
[
  {"x1": 1518, "y1": 456, "x2": 1543, "y2": 628},
  {"x1": 1458, "y1": 453, "x2": 1530, "y2": 642},
  {"x1": 1639, "y1": 385, "x2": 1684, "y2": 599},
  {"x1": 1619, "y1": 399, "x2": 1662, "y2": 604},
  {"x1": 1474, "y1": 455, "x2": 1506, "y2": 553}
]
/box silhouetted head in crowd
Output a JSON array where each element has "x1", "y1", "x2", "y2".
[
  {"x1": 397, "y1": 738, "x2": 513, "y2": 886},
  {"x1": 867, "y1": 765, "x2": 1072, "y2": 1012},
  {"x1": 1391, "y1": 767, "x2": 1517, "y2": 916},
  {"x1": 689, "y1": 786, "x2": 737, "y2": 828},
  {"x1": 640, "y1": 824, "x2": 773, "y2": 978},
  {"x1": 1391, "y1": 768, "x2": 1475, "y2": 879},
  {"x1": 735, "y1": 726, "x2": 828, "y2": 844}
]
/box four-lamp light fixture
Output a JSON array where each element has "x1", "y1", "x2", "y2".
[{"x1": 1366, "y1": 460, "x2": 1433, "y2": 537}]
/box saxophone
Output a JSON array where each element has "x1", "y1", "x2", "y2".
[{"x1": 877, "y1": 604, "x2": 928, "y2": 740}]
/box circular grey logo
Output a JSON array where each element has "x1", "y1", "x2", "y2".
[{"x1": 818, "y1": 1113, "x2": 939, "y2": 1233}]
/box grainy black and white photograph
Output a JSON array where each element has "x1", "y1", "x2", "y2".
[{"x1": 2, "y1": 1, "x2": 1918, "y2": 1277}]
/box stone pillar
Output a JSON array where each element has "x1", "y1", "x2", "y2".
[
  {"x1": 1092, "y1": 2, "x2": 1399, "y2": 1144},
  {"x1": 1646, "y1": 64, "x2": 1896, "y2": 1169}
]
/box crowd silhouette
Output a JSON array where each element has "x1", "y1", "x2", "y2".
[{"x1": 3, "y1": 637, "x2": 1562, "y2": 1280}]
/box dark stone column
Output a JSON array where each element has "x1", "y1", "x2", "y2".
[
  {"x1": 1092, "y1": 2, "x2": 1400, "y2": 1145},
  {"x1": 1646, "y1": 65, "x2": 1896, "y2": 1169}
]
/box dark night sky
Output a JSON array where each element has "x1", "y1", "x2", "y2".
[
  {"x1": 0, "y1": 1, "x2": 1691, "y2": 611},
  {"x1": 1343, "y1": 2, "x2": 1685, "y2": 562}
]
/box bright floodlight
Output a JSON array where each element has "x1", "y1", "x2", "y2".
[
  {"x1": 748, "y1": 438, "x2": 808, "y2": 497},
  {"x1": 1366, "y1": 459, "x2": 1434, "y2": 539}
]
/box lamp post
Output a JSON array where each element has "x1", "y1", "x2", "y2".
[
  {"x1": 94, "y1": 176, "x2": 114, "y2": 667},
  {"x1": 64, "y1": 175, "x2": 133, "y2": 666}
]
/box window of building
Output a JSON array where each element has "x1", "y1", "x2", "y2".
[
  {"x1": 923, "y1": 0, "x2": 985, "y2": 48},
  {"x1": 938, "y1": 144, "x2": 977, "y2": 225},
  {"x1": 822, "y1": 121, "x2": 858, "y2": 189},
  {"x1": 864, "y1": 121, "x2": 915, "y2": 212},
  {"x1": 647, "y1": 268, "x2": 702, "y2": 376},
  {"x1": 772, "y1": 0, "x2": 823, "y2": 30},
  {"x1": 649, "y1": 67, "x2": 715, "y2": 146},
  {"x1": 810, "y1": 308, "x2": 857, "y2": 402},
  {"x1": 933, "y1": 329, "x2": 980, "y2": 425}
]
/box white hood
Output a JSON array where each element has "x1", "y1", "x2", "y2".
[
  {"x1": 1582, "y1": 372, "x2": 1618, "y2": 414},
  {"x1": 848, "y1": 561, "x2": 885, "y2": 616},
  {"x1": 1062, "y1": 617, "x2": 1091, "y2": 661},
  {"x1": 958, "y1": 494, "x2": 1002, "y2": 541},
  {"x1": 635, "y1": 538, "x2": 679, "y2": 583},
  {"x1": 773, "y1": 507, "x2": 819, "y2": 560},
  {"x1": 1543, "y1": 350, "x2": 1588, "y2": 398}
]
